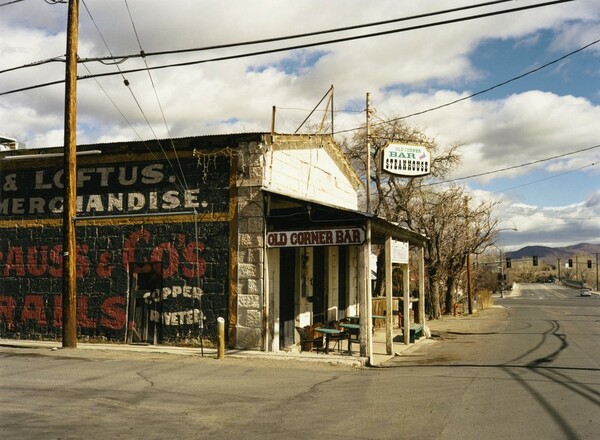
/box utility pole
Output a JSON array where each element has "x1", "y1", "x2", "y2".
[
  {"x1": 467, "y1": 253, "x2": 473, "y2": 313},
  {"x1": 365, "y1": 92, "x2": 371, "y2": 214},
  {"x1": 62, "y1": 0, "x2": 80, "y2": 348},
  {"x1": 464, "y1": 197, "x2": 473, "y2": 314},
  {"x1": 596, "y1": 252, "x2": 600, "y2": 290}
]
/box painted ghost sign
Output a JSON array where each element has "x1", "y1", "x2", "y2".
[{"x1": 0, "y1": 149, "x2": 232, "y2": 343}]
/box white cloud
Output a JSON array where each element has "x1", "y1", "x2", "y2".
[{"x1": 2, "y1": 0, "x2": 600, "y2": 249}]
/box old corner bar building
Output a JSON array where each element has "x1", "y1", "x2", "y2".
[{"x1": 0, "y1": 132, "x2": 427, "y2": 360}]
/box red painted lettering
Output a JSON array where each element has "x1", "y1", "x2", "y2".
[
  {"x1": 53, "y1": 295, "x2": 62, "y2": 327},
  {"x1": 152, "y1": 243, "x2": 178, "y2": 278},
  {"x1": 77, "y1": 296, "x2": 97, "y2": 328},
  {"x1": 182, "y1": 242, "x2": 206, "y2": 278},
  {"x1": 4, "y1": 246, "x2": 25, "y2": 277},
  {"x1": 20, "y1": 295, "x2": 47, "y2": 325},
  {"x1": 0, "y1": 296, "x2": 16, "y2": 329},
  {"x1": 27, "y1": 246, "x2": 48, "y2": 276},
  {"x1": 122, "y1": 229, "x2": 151, "y2": 268},
  {"x1": 96, "y1": 251, "x2": 114, "y2": 278},
  {"x1": 76, "y1": 244, "x2": 90, "y2": 278},
  {"x1": 48, "y1": 245, "x2": 62, "y2": 277},
  {"x1": 100, "y1": 296, "x2": 126, "y2": 330}
]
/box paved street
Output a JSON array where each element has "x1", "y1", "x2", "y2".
[
  {"x1": 1, "y1": 283, "x2": 598, "y2": 439},
  {"x1": 386, "y1": 283, "x2": 600, "y2": 439}
]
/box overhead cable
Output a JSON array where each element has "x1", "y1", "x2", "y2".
[
  {"x1": 0, "y1": 0, "x2": 25, "y2": 7},
  {"x1": 123, "y1": 0, "x2": 190, "y2": 192},
  {"x1": 81, "y1": 0, "x2": 522, "y2": 64},
  {"x1": 80, "y1": 0, "x2": 188, "y2": 196},
  {"x1": 491, "y1": 161, "x2": 598, "y2": 194},
  {"x1": 0, "y1": 0, "x2": 576, "y2": 96},
  {"x1": 424, "y1": 143, "x2": 600, "y2": 186},
  {"x1": 0, "y1": 0, "x2": 517, "y2": 75},
  {"x1": 332, "y1": 36, "x2": 600, "y2": 136},
  {"x1": 377, "y1": 37, "x2": 600, "y2": 126}
]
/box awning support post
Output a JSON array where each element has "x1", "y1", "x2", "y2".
[
  {"x1": 385, "y1": 235, "x2": 393, "y2": 355},
  {"x1": 403, "y1": 263, "x2": 410, "y2": 345}
]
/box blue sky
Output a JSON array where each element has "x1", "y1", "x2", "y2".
[
  {"x1": 457, "y1": 32, "x2": 600, "y2": 208},
  {"x1": 1, "y1": 0, "x2": 599, "y2": 250}
]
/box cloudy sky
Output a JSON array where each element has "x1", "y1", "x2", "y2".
[{"x1": 1, "y1": 0, "x2": 599, "y2": 251}]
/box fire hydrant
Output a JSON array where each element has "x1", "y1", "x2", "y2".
[{"x1": 453, "y1": 303, "x2": 458, "y2": 316}]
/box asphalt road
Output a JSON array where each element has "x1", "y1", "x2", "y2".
[{"x1": 1, "y1": 283, "x2": 598, "y2": 439}]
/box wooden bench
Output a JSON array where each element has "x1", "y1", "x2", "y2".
[{"x1": 402, "y1": 323, "x2": 424, "y2": 343}]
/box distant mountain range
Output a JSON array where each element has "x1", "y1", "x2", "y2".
[{"x1": 506, "y1": 243, "x2": 600, "y2": 262}]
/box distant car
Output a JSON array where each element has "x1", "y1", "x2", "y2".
[{"x1": 580, "y1": 288, "x2": 592, "y2": 297}]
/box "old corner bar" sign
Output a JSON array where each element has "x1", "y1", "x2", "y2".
[
  {"x1": 267, "y1": 228, "x2": 365, "y2": 248},
  {"x1": 382, "y1": 143, "x2": 430, "y2": 177}
]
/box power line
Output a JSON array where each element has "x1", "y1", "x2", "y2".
[
  {"x1": 81, "y1": 0, "x2": 522, "y2": 64},
  {"x1": 491, "y1": 161, "x2": 598, "y2": 194},
  {"x1": 80, "y1": 0, "x2": 189, "y2": 196},
  {"x1": 0, "y1": 0, "x2": 25, "y2": 7},
  {"x1": 78, "y1": 0, "x2": 577, "y2": 75},
  {"x1": 425, "y1": 143, "x2": 600, "y2": 186},
  {"x1": 332, "y1": 35, "x2": 600, "y2": 136},
  {"x1": 0, "y1": 0, "x2": 517, "y2": 75},
  {"x1": 379, "y1": 38, "x2": 600, "y2": 125},
  {"x1": 0, "y1": 0, "x2": 576, "y2": 96},
  {"x1": 122, "y1": 0, "x2": 190, "y2": 193}
]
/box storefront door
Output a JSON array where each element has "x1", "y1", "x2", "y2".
[
  {"x1": 312, "y1": 247, "x2": 326, "y2": 325},
  {"x1": 127, "y1": 262, "x2": 162, "y2": 344},
  {"x1": 279, "y1": 248, "x2": 296, "y2": 348}
]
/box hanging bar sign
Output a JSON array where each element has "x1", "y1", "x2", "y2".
[{"x1": 382, "y1": 143, "x2": 430, "y2": 177}]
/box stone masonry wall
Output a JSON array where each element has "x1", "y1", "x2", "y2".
[{"x1": 234, "y1": 141, "x2": 266, "y2": 349}]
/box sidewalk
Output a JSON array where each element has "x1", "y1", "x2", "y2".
[
  {"x1": 0, "y1": 333, "x2": 411, "y2": 368},
  {"x1": 0, "y1": 308, "x2": 505, "y2": 368}
]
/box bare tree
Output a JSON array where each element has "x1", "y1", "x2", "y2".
[{"x1": 341, "y1": 117, "x2": 498, "y2": 318}]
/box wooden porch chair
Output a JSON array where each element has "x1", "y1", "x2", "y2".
[{"x1": 296, "y1": 323, "x2": 324, "y2": 352}]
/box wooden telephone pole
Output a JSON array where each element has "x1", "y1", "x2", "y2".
[
  {"x1": 365, "y1": 92, "x2": 371, "y2": 214},
  {"x1": 62, "y1": 0, "x2": 79, "y2": 348}
]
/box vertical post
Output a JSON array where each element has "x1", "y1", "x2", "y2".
[
  {"x1": 403, "y1": 264, "x2": 410, "y2": 345},
  {"x1": 366, "y1": 220, "x2": 373, "y2": 365},
  {"x1": 596, "y1": 252, "x2": 599, "y2": 290},
  {"x1": 418, "y1": 247, "x2": 425, "y2": 325},
  {"x1": 464, "y1": 197, "x2": 473, "y2": 315},
  {"x1": 365, "y1": 92, "x2": 371, "y2": 214},
  {"x1": 330, "y1": 85, "x2": 334, "y2": 137},
  {"x1": 499, "y1": 249, "x2": 504, "y2": 298},
  {"x1": 557, "y1": 258, "x2": 561, "y2": 282},
  {"x1": 62, "y1": 0, "x2": 79, "y2": 349},
  {"x1": 385, "y1": 236, "x2": 393, "y2": 355},
  {"x1": 217, "y1": 317, "x2": 225, "y2": 359},
  {"x1": 262, "y1": 222, "x2": 269, "y2": 352},
  {"x1": 358, "y1": 236, "x2": 368, "y2": 357},
  {"x1": 467, "y1": 253, "x2": 473, "y2": 313},
  {"x1": 271, "y1": 106, "x2": 276, "y2": 136}
]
